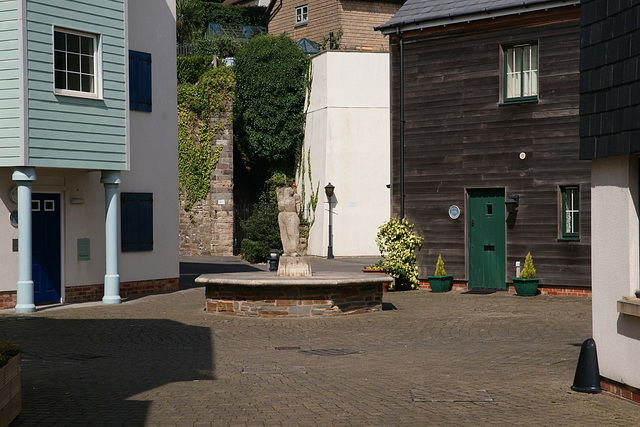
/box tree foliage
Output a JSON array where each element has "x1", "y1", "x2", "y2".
[
  {"x1": 203, "y1": 2, "x2": 267, "y2": 27},
  {"x1": 234, "y1": 34, "x2": 310, "y2": 179},
  {"x1": 177, "y1": 0, "x2": 205, "y2": 44}
]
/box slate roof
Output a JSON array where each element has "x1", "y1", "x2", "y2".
[{"x1": 376, "y1": 0, "x2": 578, "y2": 31}]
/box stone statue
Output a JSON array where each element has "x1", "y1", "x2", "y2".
[
  {"x1": 277, "y1": 186, "x2": 302, "y2": 256},
  {"x1": 276, "y1": 185, "x2": 311, "y2": 276}
]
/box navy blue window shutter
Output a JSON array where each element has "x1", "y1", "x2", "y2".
[
  {"x1": 121, "y1": 193, "x2": 153, "y2": 252},
  {"x1": 129, "y1": 50, "x2": 152, "y2": 112}
]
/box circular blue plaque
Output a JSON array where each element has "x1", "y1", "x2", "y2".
[
  {"x1": 448, "y1": 205, "x2": 460, "y2": 220},
  {"x1": 10, "y1": 210, "x2": 18, "y2": 227}
]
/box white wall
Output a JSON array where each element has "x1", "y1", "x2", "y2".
[
  {"x1": 299, "y1": 51, "x2": 390, "y2": 257},
  {"x1": 591, "y1": 155, "x2": 640, "y2": 389},
  {"x1": 121, "y1": 0, "x2": 179, "y2": 283}
]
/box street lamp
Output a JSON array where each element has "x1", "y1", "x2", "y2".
[{"x1": 325, "y1": 182, "x2": 335, "y2": 259}]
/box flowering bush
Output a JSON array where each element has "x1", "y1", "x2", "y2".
[{"x1": 370, "y1": 218, "x2": 423, "y2": 289}]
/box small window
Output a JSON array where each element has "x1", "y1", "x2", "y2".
[
  {"x1": 121, "y1": 193, "x2": 153, "y2": 252},
  {"x1": 54, "y1": 29, "x2": 100, "y2": 97},
  {"x1": 296, "y1": 5, "x2": 308, "y2": 25},
  {"x1": 129, "y1": 50, "x2": 152, "y2": 112},
  {"x1": 503, "y1": 43, "x2": 538, "y2": 103},
  {"x1": 560, "y1": 186, "x2": 579, "y2": 240}
]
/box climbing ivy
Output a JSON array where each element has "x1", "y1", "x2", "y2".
[{"x1": 178, "y1": 64, "x2": 235, "y2": 212}]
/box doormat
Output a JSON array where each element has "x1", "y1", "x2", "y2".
[
  {"x1": 410, "y1": 389, "x2": 493, "y2": 403},
  {"x1": 242, "y1": 365, "x2": 306, "y2": 375}
]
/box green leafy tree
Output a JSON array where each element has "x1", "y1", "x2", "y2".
[
  {"x1": 177, "y1": 0, "x2": 205, "y2": 44},
  {"x1": 240, "y1": 173, "x2": 292, "y2": 262},
  {"x1": 234, "y1": 34, "x2": 310, "y2": 180}
]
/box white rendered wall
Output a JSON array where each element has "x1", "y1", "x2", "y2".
[
  {"x1": 300, "y1": 51, "x2": 390, "y2": 257},
  {"x1": 591, "y1": 155, "x2": 640, "y2": 389},
  {"x1": 120, "y1": 0, "x2": 179, "y2": 283}
]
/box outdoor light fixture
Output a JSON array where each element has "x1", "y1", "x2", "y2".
[
  {"x1": 505, "y1": 194, "x2": 520, "y2": 213},
  {"x1": 325, "y1": 183, "x2": 335, "y2": 259}
]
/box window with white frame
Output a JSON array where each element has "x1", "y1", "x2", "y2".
[
  {"x1": 54, "y1": 29, "x2": 99, "y2": 96},
  {"x1": 503, "y1": 43, "x2": 538, "y2": 103},
  {"x1": 560, "y1": 186, "x2": 579, "y2": 240},
  {"x1": 296, "y1": 5, "x2": 308, "y2": 25}
]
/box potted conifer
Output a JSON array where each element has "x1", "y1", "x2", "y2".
[
  {"x1": 512, "y1": 252, "x2": 540, "y2": 296},
  {"x1": 427, "y1": 254, "x2": 453, "y2": 293}
]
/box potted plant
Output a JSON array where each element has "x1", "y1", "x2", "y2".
[
  {"x1": 369, "y1": 218, "x2": 423, "y2": 290},
  {"x1": 427, "y1": 254, "x2": 453, "y2": 293},
  {"x1": 0, "y1": 340, "x2": 21, "y2": 426},
  {"x1": 512, "y1": 252, "x2": 540, "y2": 296}
]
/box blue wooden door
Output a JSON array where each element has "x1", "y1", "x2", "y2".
[{"x1": 32, "y1": 194, "x2": 61, "y2": 304}]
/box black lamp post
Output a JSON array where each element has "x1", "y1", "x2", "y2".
[{"x1": 325, "y1": 182, "x2": 335, "y2": 259}]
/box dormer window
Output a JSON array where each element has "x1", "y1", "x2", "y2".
[{"x1": 296, "y1": 5, "x2": 308, "y2": 25}]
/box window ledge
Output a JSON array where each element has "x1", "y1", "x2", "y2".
[
  {"x1": 55, "y1": 90, "x2": 103, "y2": 101},
  {"x1": 499, "y1": 98, "x2": 538, "y2": 106},
  {"x1": 617, "y1": 296, "x2": 640, "y2": 317},
  {"x1": 294, "y1": 22, "x2": 308, "y2": 28},
  {"x1": 557, "y1": 237, "x2": 580, "y2": 242}
]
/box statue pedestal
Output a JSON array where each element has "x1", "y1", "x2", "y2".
[{"x1": 277, "y1": 256, "x2": 312, "y2": 277}]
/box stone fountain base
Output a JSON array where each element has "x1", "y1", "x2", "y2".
[{"x1": 196, "y1": 271, "x2": 392, "y2": 318}]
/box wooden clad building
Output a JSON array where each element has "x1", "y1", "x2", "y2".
[{"x1": 377, "y1": 0, "x2": 591, "y2": 292}]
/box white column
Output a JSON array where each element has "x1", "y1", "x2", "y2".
[
  {"x1": 12, "y1": 167, "x2": 36, "y2": 313},
  {"x1": 101, "y1": 171, "x2": 122, "y2": 304}
]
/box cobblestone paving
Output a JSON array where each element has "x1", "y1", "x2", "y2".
[{"x1": 2, "y1": 260, "x2": 640, "y2": 426}]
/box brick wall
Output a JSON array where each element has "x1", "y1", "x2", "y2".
[
  {"x1": 339, "y1": 0, "x2": 397, "y2": 51},
  {"x1": 0, "y1": 278, "x2": 179, "y2": 309},
  {"x1": 269, "y1": 0, "x2": 398, "y2": 52},
  {"x1": 179, "y1": 106, "x2": 234, "y2": 257}
]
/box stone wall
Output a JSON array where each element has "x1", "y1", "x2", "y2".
[{"x1": 179, "y1": 107, "x2": 234, "y2": 257}]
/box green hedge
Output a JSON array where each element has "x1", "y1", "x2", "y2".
[{"x1": 177, "y1": 56, "x2": 212, "y2": 85}]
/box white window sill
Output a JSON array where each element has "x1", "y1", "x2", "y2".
[
  {"x1": 617, "y1": 296, "x2": 640, "y2": 317},
  {"x1": 54, "y1": 89, "x2": 103, "y2": 101}
]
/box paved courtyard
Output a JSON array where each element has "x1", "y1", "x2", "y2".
[{"x1": 2, "y1": 257, "x2": 640, "y2": 426}]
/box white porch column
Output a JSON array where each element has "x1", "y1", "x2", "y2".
[
  {"x1": 101, "y1": 170, "x2": 121, "y2": 304},
  {"x1": 12, "y1": 167, "x2": 36, "y2": 313}
]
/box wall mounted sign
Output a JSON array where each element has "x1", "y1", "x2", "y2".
[{"x1": 448, "y1": 205, "x2": 460, "y2": 220}]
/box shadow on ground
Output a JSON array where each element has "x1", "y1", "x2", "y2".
[{"x1": 5, "y1": 317, "x2": 213, "y2": 426}]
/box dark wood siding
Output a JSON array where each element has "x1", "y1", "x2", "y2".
[{"x1": 389, "y1": 6, "x2": 591, "y2": 287}]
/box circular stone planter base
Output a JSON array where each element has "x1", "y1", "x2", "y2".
[{"x1": 196, "y1": 272, "x2": 392, "y2": 318}]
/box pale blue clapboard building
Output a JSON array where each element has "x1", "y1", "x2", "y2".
[{"x1": 0, "y1": 0, "x2": 179, "y2": 312}]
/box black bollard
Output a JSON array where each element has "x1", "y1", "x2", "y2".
[{"x1": 571, "y1": 338, "x2": 602, "y2": 393}]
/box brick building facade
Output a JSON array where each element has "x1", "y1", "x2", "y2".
[{"x1": 268, "y1": 0, "x2": 404, "y2": 52}]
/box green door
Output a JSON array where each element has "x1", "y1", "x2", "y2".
[{"x1": 468, "y1": 189, "x2": 506, "y2": 290}]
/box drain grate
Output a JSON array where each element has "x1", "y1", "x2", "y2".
[
  {"x1": 410, "y1": 389, "x2": 493, "y2": 403},
  {"x1": 275, "y1": 346, "x2": 301, "y2": 351},
  {"x1": 242, "y1": 365, "x2": 306, "y2": 375},
  {"x1": 299, "y1": 348, "x2": 362, "y2": 356}
]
